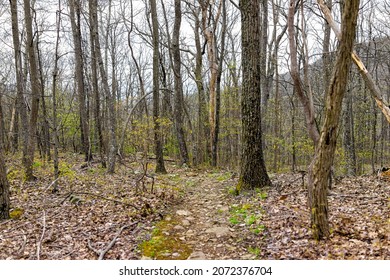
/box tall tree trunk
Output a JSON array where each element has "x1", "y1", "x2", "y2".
[
  {"x1": 308, "y1": 0, "x2": 359, "y2": 240},
  {"x1": 213, "y1": 0, "x2": 227, "y2": 167},
  {"x1": 10, "y1": 0, "x2": 29, "y2": 160},
  {"x1": 0, "y1": 92, "x2": 10, "y2": 220},
  {"x1": 36, "y1": 41, "x2": 51, "y2": 161},
  {"x1": 89, "y1": 0, "x2": 117, "y2": 173},
  {"x1": 236, "y1": 0, "x2": 271, "y2": 192},
  {"x1": 23, "y1": 0, "x2": 41, "y2": 181},
  {"x1": 193, "y1": 7, "x2": 208, "y2": 165},
  {"x1": 150, "y1": 0, "x2": 166, "y2": 173},
  {"x1": 200, "y1": 0, "x2": 222, "y2": 167},
  {"x1": 69, "y1": 0, "x2": 92, "y2": 162},
  {"x1": 172, "y1": 0, "x2": 189, "y2": 166},
  {"x1": 51, "y1": 1, "x2": 61, "y2": 193},
  {"x1": 89, "y1": 0, "x2": 105, "y2": 167}
]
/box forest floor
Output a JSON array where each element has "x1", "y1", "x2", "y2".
[{"x1": 0, "y1": 154, "x2": 389, "y2": 260}]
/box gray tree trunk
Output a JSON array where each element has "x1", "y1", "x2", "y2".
[
  {"x1": 69, "y1": 0, "x2": 92, "y2": 162},
  {"x1": 150, "y1": 0, "x2": 166, "y2": 173},
  {"x1": 172, "y1": 0, "x2": 189, "y2": 166},
  {"x1": 89, "y1": 0, "x2": 117, "y2": 173},
  {"x1": 23, "y1": 0, "x2": 42, "y2": 181}
]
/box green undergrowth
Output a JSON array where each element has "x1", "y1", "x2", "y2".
[
  {"x1": 207, "y1": 171, "x2": 232, "y2": 182},
  {"x1": 229, "y1": 203, "x2": 266, "y2": 236},
  {"x1": 140, "y1": 216, "x2": 192, "y2": 260}
]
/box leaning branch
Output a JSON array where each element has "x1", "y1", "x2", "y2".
[{"x1": 317, "y1": 0, "x2": 390, "y2": 124}]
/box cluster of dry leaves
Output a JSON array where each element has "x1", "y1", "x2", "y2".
[
  {"x1": 260, "y1": 173, "x2": 389, "y2": 259},
  {"x1": 0, "y1": 155, "x2": 181, "y2": 260},
  {"x1": 0, "y1": 154, "x2": 388, "y2": 260}
]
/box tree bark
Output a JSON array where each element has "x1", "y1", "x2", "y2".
[
  {"x1": 89, "y1": 0, "x2": 117, "y2": 173},
  {"x1": 200, "y1": 0, "x2": 222, "y2": 167},
  {"x1": 172, "y1": 0, "x2": 189, "y2": 166},
  {"x1": 51, "y1": 0, "x2": 62, "y2": 193},
  {"x1": 308, "y1": 0, "x2": 360, "y2": 240},
  {"x1": 10, "y1": 0, "x2": 29, "y2": 157},
  {"x1": 89, "y1": 0, "x2": 105, "y2": 167},
  {"x1": 236, "y1": 0, "x2": 271, "y2": 192},
  {"x1": 193, "y1": 7, "x2": 209, "y2": 166},
  {"x1": 150, "y1": 0, "x2": 166, "y2": 173},
  {"x1": 0, "y1": 92, "x2": 10, "y2": 219},
  {"x1": 23, "y1": 0, "x2": 42, "y2": 181},
  {"x1": 68, "y1": 0, "x2": 92, "y2": 162}
]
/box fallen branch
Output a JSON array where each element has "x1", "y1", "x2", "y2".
[
  {"x1": 88, "y1": 221, "x2": 139, "y2": 260},
  {"x1": 44, "y1": 178, "x2": 60, "y2": 191}
]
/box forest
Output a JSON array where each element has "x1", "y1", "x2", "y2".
[{"x1": 0, "y1": 0, "x2": 388, "y2": 260}]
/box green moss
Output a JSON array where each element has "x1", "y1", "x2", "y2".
[
  {"x1": 140, "y1": 218, "x2": 192, "y2": 260},
  {"x1": 32, "y1": 161, "x2": 43, "y2": 168},
  {"x1": 247, "y1": 246, "x2": 261, "y2": 258},
  {"x1": 7, "y1": 169, "x2": 21, "y2": 181},
  {"x1": 9, "y1": 208, "x2": 24, "y2": 219},
  {"x1": 59, "y1": 162, "x2": 76, "y2": 178}
]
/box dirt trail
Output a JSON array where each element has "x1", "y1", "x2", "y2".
[{"x1": 139, "y1": 170, "x2": 262, "y2": 260}]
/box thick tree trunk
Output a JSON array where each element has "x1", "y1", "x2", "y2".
[
  {"x1": 172, "y1": 0, "x2": 189, "y2": 166},
  {"x1": 308, "y1": 0, "x2": 359, "y2": 240},
  {"x1": 236, "y1": 0, "x2": 271, "y2": 192},
  {"x1": 150, "y1": 0, "x2": 166, "y2": 173}
]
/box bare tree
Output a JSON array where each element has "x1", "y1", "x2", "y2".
[
  {"x1": 68, "y1": 0, "x2": 92, "y2": 162},
  {"x1": 308, "y1": 0, "x2": 360, "y2": 240},
  {"x1": 172, "y1": 0, "x2": 189, "y2": 166},
  {"x1": 23, "y1": 0, "x2": 42, "y2": 180},
  {"x1": 10, "y1": 0, "x2": 29, "y2": 158},
  {"x1": 150, "y1": 0, "x2": 166, "y2": 173},
  {"x1": 89, "y1": 0, "x2": 117, "y2": 173},
  {"x1": 51, "y1": 1, "x2": 62, "y2": 193}
]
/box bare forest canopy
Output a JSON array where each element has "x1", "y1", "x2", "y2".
[
  {"x1": 0, "y1": 0, "x2": 389, "y2": 258},
  {"x1": 1, "y1": 0, "x2": 390, "y2": 173}
]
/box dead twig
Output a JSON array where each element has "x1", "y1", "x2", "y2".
[
  {"x1": 17, "y1": 231, "x2": 27, "y2": 258},
  {"x1": 44, "y1": 178, "x2": 60, "y2": 191},
  {"x1": 36, "y1": 210, "x2": 46, "y2": 260},
  {"x1": 88, "y1": 221, "x2": 139, "y2": 260}
]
